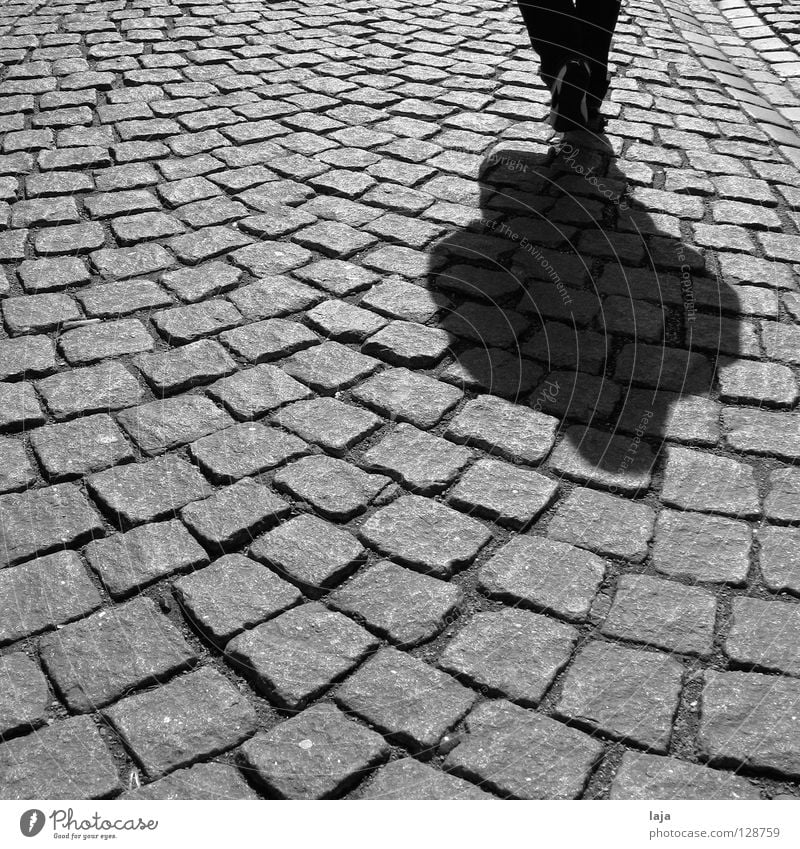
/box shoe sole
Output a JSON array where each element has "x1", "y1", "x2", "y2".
[{"x1": 549, "y1": 62, "x2": 589, "y2": 132}]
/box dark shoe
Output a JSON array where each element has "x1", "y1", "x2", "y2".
[
  {"x1": 548, "y1": 59, "x2": 591, "y2": 132},
  {"x1": 587, "y1": 70, "x2": 612, "y2": 122}
]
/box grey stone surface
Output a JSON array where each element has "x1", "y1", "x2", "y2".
[
  {"x1": 104, "y1": 667, "x2": 258, "y2": 779},
  {"x1": 0, "y1": 653, "x2": 50, "y2": 737},
  {"x1": 241, "y1": 703, "x2": 389, "y2": 799},
  {"x1": 123, "y1": 762, "x2": 259, "y2": 800},
  {"x1": 725, "y1": 597, "x2": 800, "y2": 676},
  {"x1": 39, "y1": 596, "x2": 197, "y2": 712},
  {"x1": 359, "y1": 757, "x2": 493, "y2": 800},
  {"x1": 336, "y1": 647, "x2": 477, "y2": 753},
  {"x1": 226, "y1": 603, "x2": 378, "y2": 709}
]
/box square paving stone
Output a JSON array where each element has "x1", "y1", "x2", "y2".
[
  {"x1": 548, "y1": 426, "x2": 655, "y2": 495},
  {"x1": 167, "y1": 225, "x2": 253, "y2": 265},
  {"x1": 0, "y1": 482, "x2": 104, "y2": 567},
  {"x1": 444, "y1": 698, "x2": 603, "y2": 799},
  {"x1": 123, "y1": 762, "x2": 259, "y2": 800},
  {"x1": 180, "y1": 477, "x2": 290, "y2": 550},
  {"x1": 442, "y1": 606, "x2": 578, "y2": 706},
  {"x1": 226, "y1": 602, "x2": 379, "y2": 710},
  {"x1": 220, "y1": 317, "x2": 319, "y2": 363},
  {"x1": 0, "y1": 436, "x2": 36, "y2": 493},
  {"x1": 359, "y1": 757, "x2": 493, "y2": 800},
  {"x1": 84, "y1": 519, "x2": 209, "y2": 598},
  {"x1": 699, "y1": 670, "x2": 800, "y2": 779},
  {"x1": 0, "y1": 336, "x2": 55, "y2": 380},
  {"x1": 305, "y1": 299, "x2": 388, "y2": 343},
  {"x1": 207, "y1": 363, "x2": 313, "y2": 420},
  {"x1": 758, "y1": 526, "x2": 800, "y2": 595},
  {"x1": 273, "y1": 455, "x2": 392, "y2": 521},
  {"x1": 135, "y1": 340, "x2": 237, "y2": 395},
  {"x1": 362, "y1": 320, "x2": 453, "y2": 368},
  {"x1": 273, "y1": 398, "x2": 382, "y2": 455},
  {"x1": 240, "y1": 703, "x2": 389, "y2": 799},
  {"x1": 249, "y1": 514, "x2": 365, "y2": 594},
  {"x1": 18, "y1": 256, "x2": 90, "y2": 292},
  {"x1": 359, "y1": 495, "x2": 492, "y2": 578},
  {"x1": 3, "y1": 292, "x2": 82, "y2": 335},
  {"x1": 351, "y1": 367, "x2": 463, "y2": 428},
  {"x1": 602, "y1": 574, "x2": 717, "y2": 657},
  {"x1": 76, "y1": 279, "x2": 173, "y2": 318},
  {"x1": 293, "y1": 258, "x2": 379, "y2": 296},
  {"x1": 449, "y1": 459, "x2": 558, "y2": 529},
  {"x1": 763, "y1": 467, "x2": 800, "y2": 524},
  {"x1": 362, "y1": 423, "x2": 472, "y2": 494},
  {"x1": 35, "y1": 360, "x2": 144, "y2": 420},
  {"x1": 444, "y1": 395, "x2": 558, "y2": 464},
  {"x1": 91, "y1": 244, "x2": 175, "y2": 280},
  {"x1": 189, "y1": 422, "x2": 308, "y2": 483},
  {"x1": 227, "y1": 277, "x2": 323, "y2": 320},
  {"x1": 653, "y1": 509, "x2": 752, "y2": 585},
  {"x1": 116, "y1": 396, "x2": 233, "y2": 455},
  {"x1": 555, "y1": 641, "x2": 683, "y2": 752},
  {"x1": 718, "y1": 358, "x2": 798, "y2": 407},
  {"x1": 161, "y1": 260, "x2": 243, "y2": 304},
  {"x1": 0, "y1": 652, "x2": 50, "y2": 737},
  {"x1": 151, "y1": 300, "x2": 243, "y2": 344},
  {"x1": 0, "y1": 551, "x2": 102, "y2": 645},
  {"x1": 335, "y1": 647, "x2": 476, "y2": 755},
  {"x1": 30, "y1": 414, "x2": 135, "y2": 481},
  {"x1": 0, "y1": 715, "x2": 120, "y2": 799},
  {"x1": 725, "y1": 597, "x2": 800, "y2": 676},
  {"x1": 281, "y1": 341, "x2": 382, "y2": 394},
  {"x1": 0, "y1": 381, "x2": 46, "y2": 432},
  {"x1": 610, "y1": 752, "x2": 759, "y2": 800},
  {"x1": 104, "y1": 666, "x2": 258, "y2": 780},
  {"x1": 174, "y1": 554, "x2": 302, "y2": 646},
  {"x1": 547, "y1": 487, "x2": 656, "y2": 563},
  {"x1": 329, "y1": 561, "x2": 462, "y2": 648},
  {"x1": 230, "y1": 240, "x2": 312, "y2": 276},
  {"x1": 661, "y1": 446, "x2": 759, "y2": 518},
  {"x1": 87, "y1": 454, "x2": 213, "y2": 529},
  {"x1": 39, "y1": 596, "x2": 197, "y2": 713},
  {"x1": 478, "y1": 536, "x2": 606, "y2": 622}
]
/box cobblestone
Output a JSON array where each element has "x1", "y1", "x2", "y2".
[
  {"x1": 240, "y1": 703, "x2": 389, "y2": 800},
  {"x1": 104, "y1": 666, "x2": 257, "y2": 780},
  {"x1": 335, "y1": 647, "x2": 476, "y2": 754},
  {"x1": 0, "y1": 653, "x2": 49, "y2": 738}
]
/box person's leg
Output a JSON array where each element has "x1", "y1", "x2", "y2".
[
  {"x1": 515, "y1": 1, "x2": 580, "y2": 89},
  {"x1": 575, "y1": 0, "x2": 622, "y2": 112}
]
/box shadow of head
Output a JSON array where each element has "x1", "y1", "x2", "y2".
[{"x1": 424, "y1": 138, "x2": 742, "y2": 492}]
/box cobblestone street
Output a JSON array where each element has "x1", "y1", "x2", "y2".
[{"x1": 1, "y1": 0, "x2": 800, "y2": 801}]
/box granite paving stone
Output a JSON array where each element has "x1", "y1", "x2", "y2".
[
  {"x1": 602, "y1": 575, "x2": 717, "y2": 657},
  {"x1": 335, "y1": 647, "x2": 477, "y2": 754},
  {"x1": 123, "y1": 762, "x2": 258, "y2": 801},
  {"x1": 444, "y1": 699, "x2": 603, "y2": 799},
  {"x1": 329, "y1": 560, "x2": 462, "y2": 648},
  {"x1": 0, "y1": 716, "x2": 120, "y2": 799},
  {"x1": 35, "y1": 361, "x2": 144, "y2": 420},
  {"x1": 758, "y1": 526, "x2": 800, "y2": 596},
  {"x1": 39, "y1": 596, "x2": 197, "y2": 713},
  {"x1": 249, "y1": 514, "x2": 365, "y2": 594},
  {"x1": 226, "y1": 603, "x2": 379, "y2": 710},
  {"x1": 104, "y1": 667, "x2": 258, "y2": 780},
  {"x1": 359, "y1": 758, "x2": 493, "y2": 800},
  {"x1": 699, "y1": 671, "x2": 800, "y2": 779},
  {"x1": 0, "y1": 550, "x2": 102, "y2": 645},
  {"x1": 360, "y1": 495, "x2": 492, "y2": 577},
  {"x1": 440, "y1": 609, "x2": 577, "y2": 705},
  {"x1": 174, "y1": 554, "x2": 302, "y2": 646},
  {"x1": 555, "y1": 641, "x2": 683, "y2": 752},
  {"x1": 0, "y1": 653, "x2": 50, "y2": 737},
  {"x1": 240, "y1": 703, "x2": 389, "y2": 799},
  {"x1": 725, "y1": 597, "x2": 800, "y2": 676},
  {"x1": 610, "y1": 752, "x2": 759, "y2": 800}
]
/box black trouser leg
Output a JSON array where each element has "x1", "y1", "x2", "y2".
[
  {"x1": 576, "y1": 0, "x2": 622, "y2": 105},
  {"x1": 515, "y1": 1, "x2": 581, "y2": 88}
]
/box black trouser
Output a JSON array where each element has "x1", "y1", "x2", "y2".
[{"x1": 516, "y1": 0, "x2": 622, "y2": 97}]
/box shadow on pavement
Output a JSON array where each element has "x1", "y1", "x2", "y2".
[{"x1": 425, "y1": 134, "x2": 741, "y2": 490}]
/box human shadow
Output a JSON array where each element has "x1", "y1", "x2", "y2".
[{"x1": 424, "y1": 136, "x2": 742, "y2": 492}]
